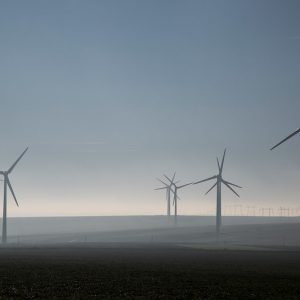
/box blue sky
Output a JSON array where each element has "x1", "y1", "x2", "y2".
[{"x1": 0, "y1": 0, "x2": 300, "y2": 216}]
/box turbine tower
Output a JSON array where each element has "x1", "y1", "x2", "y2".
[
  {"x1": 193, "y1": 149, "x2": 241, "y2": 235},
  {"x1": 270, "y1": 128, "x2": 300, "y2": 150},
  {"x1": 155, "y1": 173, "x2": 176, "y2": 216},
  {"x1": 164, "y1": 174, "x2": 192, "y2": 226},
  {"x1": 1, "y1": 148, "x2": 28, "y2": 243}
]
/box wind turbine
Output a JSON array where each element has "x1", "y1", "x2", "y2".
[
  {"x1": 1, "y1": 148, "x2": 28, "y2": 243},
  {"x1": 155, "y1": 173, "x2": 177, "y2": 216},
  {"x1": 193, "y1": 149, "x2": 241, "y2": 235},
  {"x1": 270, "y1": 128, "x2": 300, "y2": 150},
  {"x1": 164, "y1": 174, "x2": 193, "y2": 225}
]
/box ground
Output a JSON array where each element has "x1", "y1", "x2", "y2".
[{"x1": 0, "y1": 244, "x2": 300, "y2": 299}]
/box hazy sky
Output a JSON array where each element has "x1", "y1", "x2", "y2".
[{"x1": 0, "y1": 0, "x2": 300, "y2": 217}]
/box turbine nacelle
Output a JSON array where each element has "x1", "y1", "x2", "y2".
[
  {"x1": 159, "y1": 173, "x2": 192, "y2": 206},
  {"x1": 194, "y1": 149, "x2": 241, "y2": 197}
]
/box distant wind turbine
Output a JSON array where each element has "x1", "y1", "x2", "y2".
[
  {"x1": 0, "y1": 148, "x2": 28, "y2": 243},
  {"x1": 193, "y1": 149, "x2": 241, "y2": 235},
  {"x1": 270, "y1": 128, "x2": 300, "y2": 150},
  {"x1": 164, "y1": 174, "x2": 193, "y2": 225},
  {"x1": 155, "y1": 173, "x2": 177, "y2": 216}
]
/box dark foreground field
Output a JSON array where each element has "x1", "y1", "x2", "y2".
[{"x1": 0, "y1": 244, "x2": 300, "y2": 299}]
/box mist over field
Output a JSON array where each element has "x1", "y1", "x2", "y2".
[
  {"x1": 2, "y1": 216, "x2": 299, "y2": 250},
  {"x1": 4, "y1": 215, "x2": 300, "y2": 236}
]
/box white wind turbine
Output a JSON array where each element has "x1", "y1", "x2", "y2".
[
  {"x1": 193, "y1": 149, "x2": 241, "y2": 235},
  {"x1": 164, "y1": 174, "x2": 193, "y2": 225},
  {"x1": 155, "y1": 173, "x2": 177, "y2": 216},
  {"x1": 1, "y1": 148, "x2": 28, "y2": 243}
]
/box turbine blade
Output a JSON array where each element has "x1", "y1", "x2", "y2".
[
  {"x1": 178, "y1": 182, "x2": 193, "y2": 189},
  {"x1": 217, "y1": 157, "x2": 221, "y2": 172},
  {"x1": 220, "y1": 148, "x2": 226, "y2": 172},
  {"x1": 171, "y1": 172, "x2": 176, "y2": 183},
  {"x1": 222, "y1": 179, "x2": 242, "y2": 189},
  {"x1": 222, "y1": 180, "x2": 240, "y2": 197},
  {"x1": 164, "y1": 174, "x2": 173, "y2": 183},
  {"x1": 194, "y1": 175, "x2": 217, "y2": 185},
  {"x1": 8, "y1": 147, "x2": 29, "y2": 174},
  {"x1": 154, "y1": 187, "x2": 168, "y2": 191},
  {"x1": 270, "y1": 128, "x2": 300, "y2": 150},
  {"x1": 205, "y1": 182, "x2": 217, "y2": 195},
  {"x1": 7, "y1": 178, "x2": 19, "y2": 207},
  {"x1": 156, "y1": 178, "x2": 168, "y2": 186}
]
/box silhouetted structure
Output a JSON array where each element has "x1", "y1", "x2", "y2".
[
  {"x1": 0, "y1": 148, "x2": 28, "y2": 243},
  {"x1": 193, "y1": 149, "x2": 242, "y2": 235},
  {"x1": 259, "y1": 207, "x2": 274, "y2": 217},
  {"x1": 155, "y1": 173, "x2": 177, "y2": 216},
  {"x1": 278, "y1": 207, "x2": 290, "y2": 217},
  {"x1": 164, "y1": 174, "x2": 192, "y2": 226},
  {"x1": 246, "y1": 206, "x2": 256, "y2": 216}
]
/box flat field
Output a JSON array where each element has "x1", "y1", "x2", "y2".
[{"x1": 0, "y1": 244, "x2": 300, "y2": 299}]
